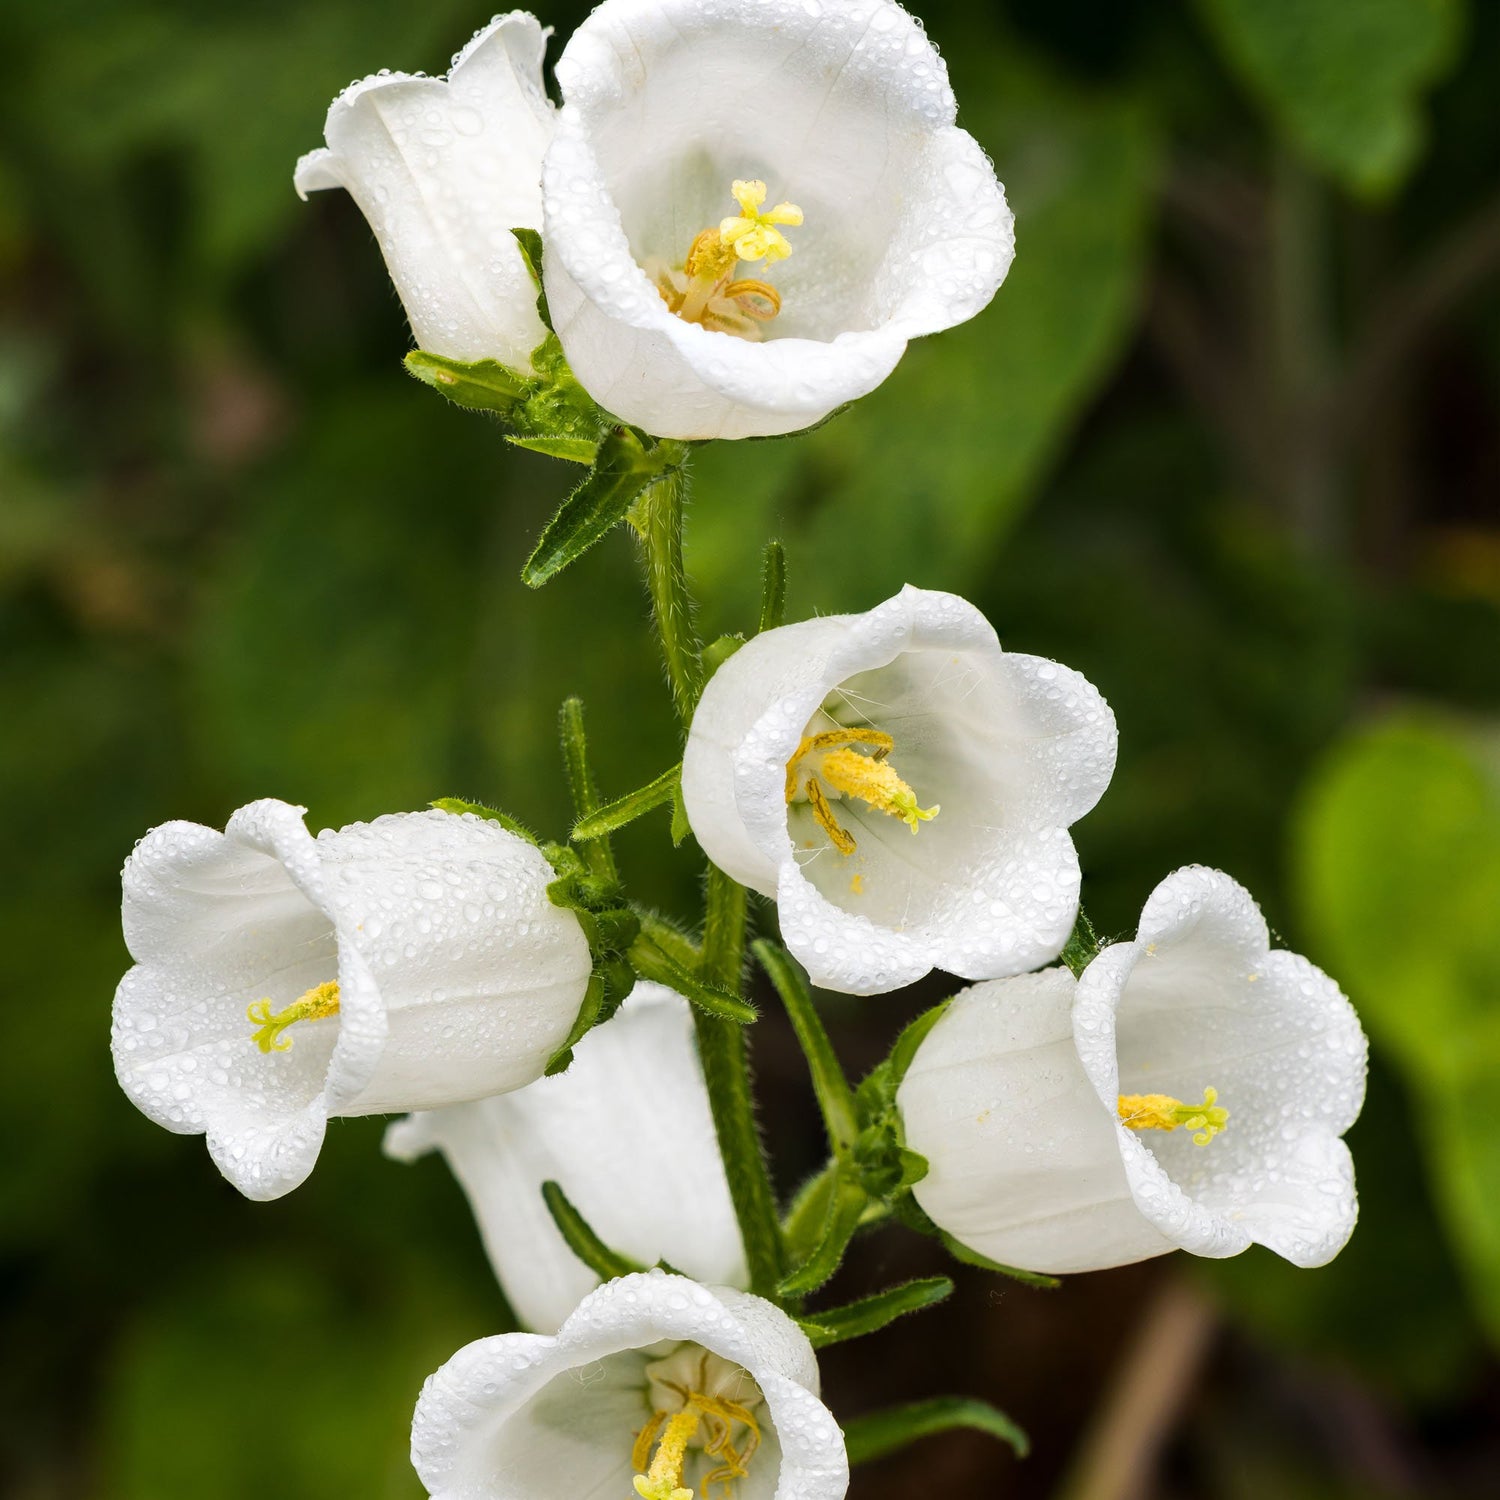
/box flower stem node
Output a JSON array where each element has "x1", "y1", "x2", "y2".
[
  {"x1": 1118, "y1": 1087, "x2": 1229, "y2": 1146},
  {"x1": 247, "y1": 981, "x2": 341, "y2": 1053}
]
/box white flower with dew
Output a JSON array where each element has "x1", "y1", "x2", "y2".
[
  {"x1": 294, "y1": 13, "x2": 556, "y2": 367},
  {"x1": 386, "y1": 983, "x2": 748, "y2": 1334},
  {"x1": 897, "y1": 866, "x2": 1368, "y2": 1274},
  {"x1": 411, "y1": 1269, "x2": 847, "y2": 1500},
  {"x1": 111, "y1": 800, "x2": 592, "y2": 1201},
  {"x1": 679, "y1": 586, "x2": 1116, "y2": 995},
  {"x1": 542, "y1": 0, "x2": 1015, "y2": 439}
]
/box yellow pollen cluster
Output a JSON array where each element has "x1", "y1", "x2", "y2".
[
  {"x1": 785, "y1": 727, "x2": 939, "y2": 857},
  {"x1": 653, "y1": 179, "x2": 803, "y2": 341},
  {"x1": 632, "y1": 1389, "x2": 762, "y2": 1500},
  {"x1": 247, "y1": 980, "x2": 341, "y2": 1053},
  {"x1": 1118, "y1": 1086, "x2": 1229, "y2": 1146}
]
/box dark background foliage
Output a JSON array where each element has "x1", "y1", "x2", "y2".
[{"x1": 1, "y1": 0, "x2": 1497, "y2": 1496}]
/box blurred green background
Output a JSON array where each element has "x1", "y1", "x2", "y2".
[{"x1": 2, "y1": 0, "x2": 1497, "y2": 1496}]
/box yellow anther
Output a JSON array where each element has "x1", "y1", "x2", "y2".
[
  {"x1": 653, "y1": 180, "x2": 803, "y2": 341},
  {"x1": 1118, "y1": 1086, "x2": 1229, "y2": 1146},
  {"x1": 720, "y1": 179, "x2": 804, "y2": 266},
  {"x1": 633, "y1": 1389, "x2": 761, "y2": 1500},
  {"x1": 247, "y1": 980, "x2": 340, "y2": 1053},
  {"x1": 785, "y1": 725, "x2": 938, "y2": 858}
]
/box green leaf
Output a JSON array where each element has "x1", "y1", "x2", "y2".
[
  {"x1": 1196, "y1": 0, "x2": 1462, "y2": 197},
  {"x1": 429, "y1": 796, "x2": 536, "y2": 842},
  {"x1": 940, "y1": 1231, "x2": 1061, "y2": 1289},
  {"x1": 626, "y1": 933, "x2": 758, "y2": 1025},
  {"x1": 633, "y1": 910, "x2": 701, "y2": 970},
  {"x1": 507, "y1": 434, "x2": 598, "y2": 464},
  {"x1": 800, "y1": 1277, "x2": 953, "y2": 1349},
  {"x1": 754, "y1": 939, "x2": 859, "y2": 1156},
  {"x1": 778, "y1": 1172, "x2": 867, "y2": 1298},
  {"x1": 757, "y1": 540, "x2": 786, "y2": 634},
  {"x1": 572, "y1": 763, "x2": 681, "y2": 842},
  {"x1": 541, "y1": 1180, "x2": 643, "y2": 1281},
  {"x1": 1296, "y1": 715, "x2": 1500, "y2": 1343},
  {"x1": 843, "y1": 1397, "x2": 1029, "y2": 1467},
  {"x1": 403, "y1": 349, "x2": 532, "y2": 416},
  {"x1": 522, "y1": 429, "x2": 674, "y2": 588}
]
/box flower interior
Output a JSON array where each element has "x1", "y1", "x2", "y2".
[
  {"x1": 779, "y1": 648, "x2": 1046, "y2": 931},
  {"x1": 449, "y1": 1340, "x2": 773, "y2": 1499},
  {"x1": 588, "y1": 20, "x2": 940, "y2": 345},
  {"x1": 651, "y1": 179, "x2": 804, "y2": 341},
  {"x1": 1117, "y1": 1086, "x2": 1228, "y2": 1147},
  {"x1": 1105, "y1": 945, "x2": 1271, "y2": 1203},
  {"x1": 633, "y1": 1345, "x2": 763, "y2": 1500},
  {"x1": 785, "y1": 725, "x2": 940, "y2": 856},
  {"x1": 248, "y1": 978, "x2": 341, "y2": 1052}
]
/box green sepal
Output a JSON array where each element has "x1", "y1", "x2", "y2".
[
  {"x1": 758, "y1": 540, "x2": 786, "y2": 634},
  {"x1": 669, "y1": 780, "x2": 691, "y2": 847},
  {"x1": 701, "y1": 634, "x2": 745, "y2": 677},
  {"x1": 429, "y1": 796, "x2": 537, "y2": 843},
  {"x1": 797, "y1": 1276, "x2": 953, "y2": 1350},
  {"x1": 778, "y1": 1170, "x2": 867, "y2": 1298},
  {"x1": 510, "y1": 226, "x2": 552, "y2": 329},
  {"x1": 404, "y1": 351, "x2": 532, "y2": 417},
  {"x1": 571, "y1": 763, "x2": 682, "y2": 842},
  {"x1": 508, "y1": 434, "x2": 599, "y2": 464},
  {"x1": 938, "y1": 1230, "x2": 1061, "y2": 1289},
  {"x1": 522, "y1": 428, "x2": 683, "y2": 588},
  {"x1": 843, "y1": 1397, "x2": 1029, "y2": 1467},
  {"x1": 1059, "y1": 907, "x2": 1102, "y2": 977},
  {"x1": 541, "y1": 1180, "x2": 643, "y2": 1281},
  {"x1": 627, "y1": 931, "x2": 757, "y2": 1025}
]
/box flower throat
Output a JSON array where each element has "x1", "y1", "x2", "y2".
[{"x1": 653, "y1": 179, "x2": 803, "y2": 341}]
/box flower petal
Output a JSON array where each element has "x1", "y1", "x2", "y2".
[
  {"x1": 385, "y1": 984, "x2": 747, "y2": 1333},
  {"x1": 542, "y1": 0, "x2": 1012, "y2": 439},
  {"x1": 411, "y1": 1271, "x2": 845, "y2": 1500},
  {"x1": 295, "y1": 13, "x2": 555, "y2": 365}
]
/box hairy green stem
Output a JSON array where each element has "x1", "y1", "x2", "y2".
[
  {"x1": 638, "y1": 460, "x2": 784, "y2": 1300},
  {"x1": 636, "y1": 462, "x2": 703, "y2": 725}
]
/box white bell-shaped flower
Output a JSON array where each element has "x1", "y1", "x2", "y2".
[
  {"x1": 898, "y1": 866, "x2": 1368, "y2": 1274},
  {"x1": 111, "y1": 800, "x2": 592, "y2": 1201},
  {"x1": 680, "y1": 586, "x2": 1116, "y2": 995},
  {"x1": 543, "y1": 0, "x2": 1015, "y2": 439},
  {"x1": 411, "y1": 1269, "x2": 847, "y2": 1500},
  {"x1": 386, "y1": 983, "x2": 748, "y2": 1333},
  {"x1": 294, "y1": 13, "x2": 556, "y2": 366}
]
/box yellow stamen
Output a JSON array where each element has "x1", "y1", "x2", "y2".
[
  {"x1": 785, "y1": 726, "x2": 939, "y2": 857},
  {"x1": 633, "y1": 1390, "x2": 762, "y2": 1500},
  {"x1": 655, "y1": 179, "x2": 803, "y2": 341},
  {"x1": 247, "y1": 980, "x2": 340, "y2": 1054},
  {"x1": 1118, "y1": 1086, "x2": 1229, "y2": 1146}
]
